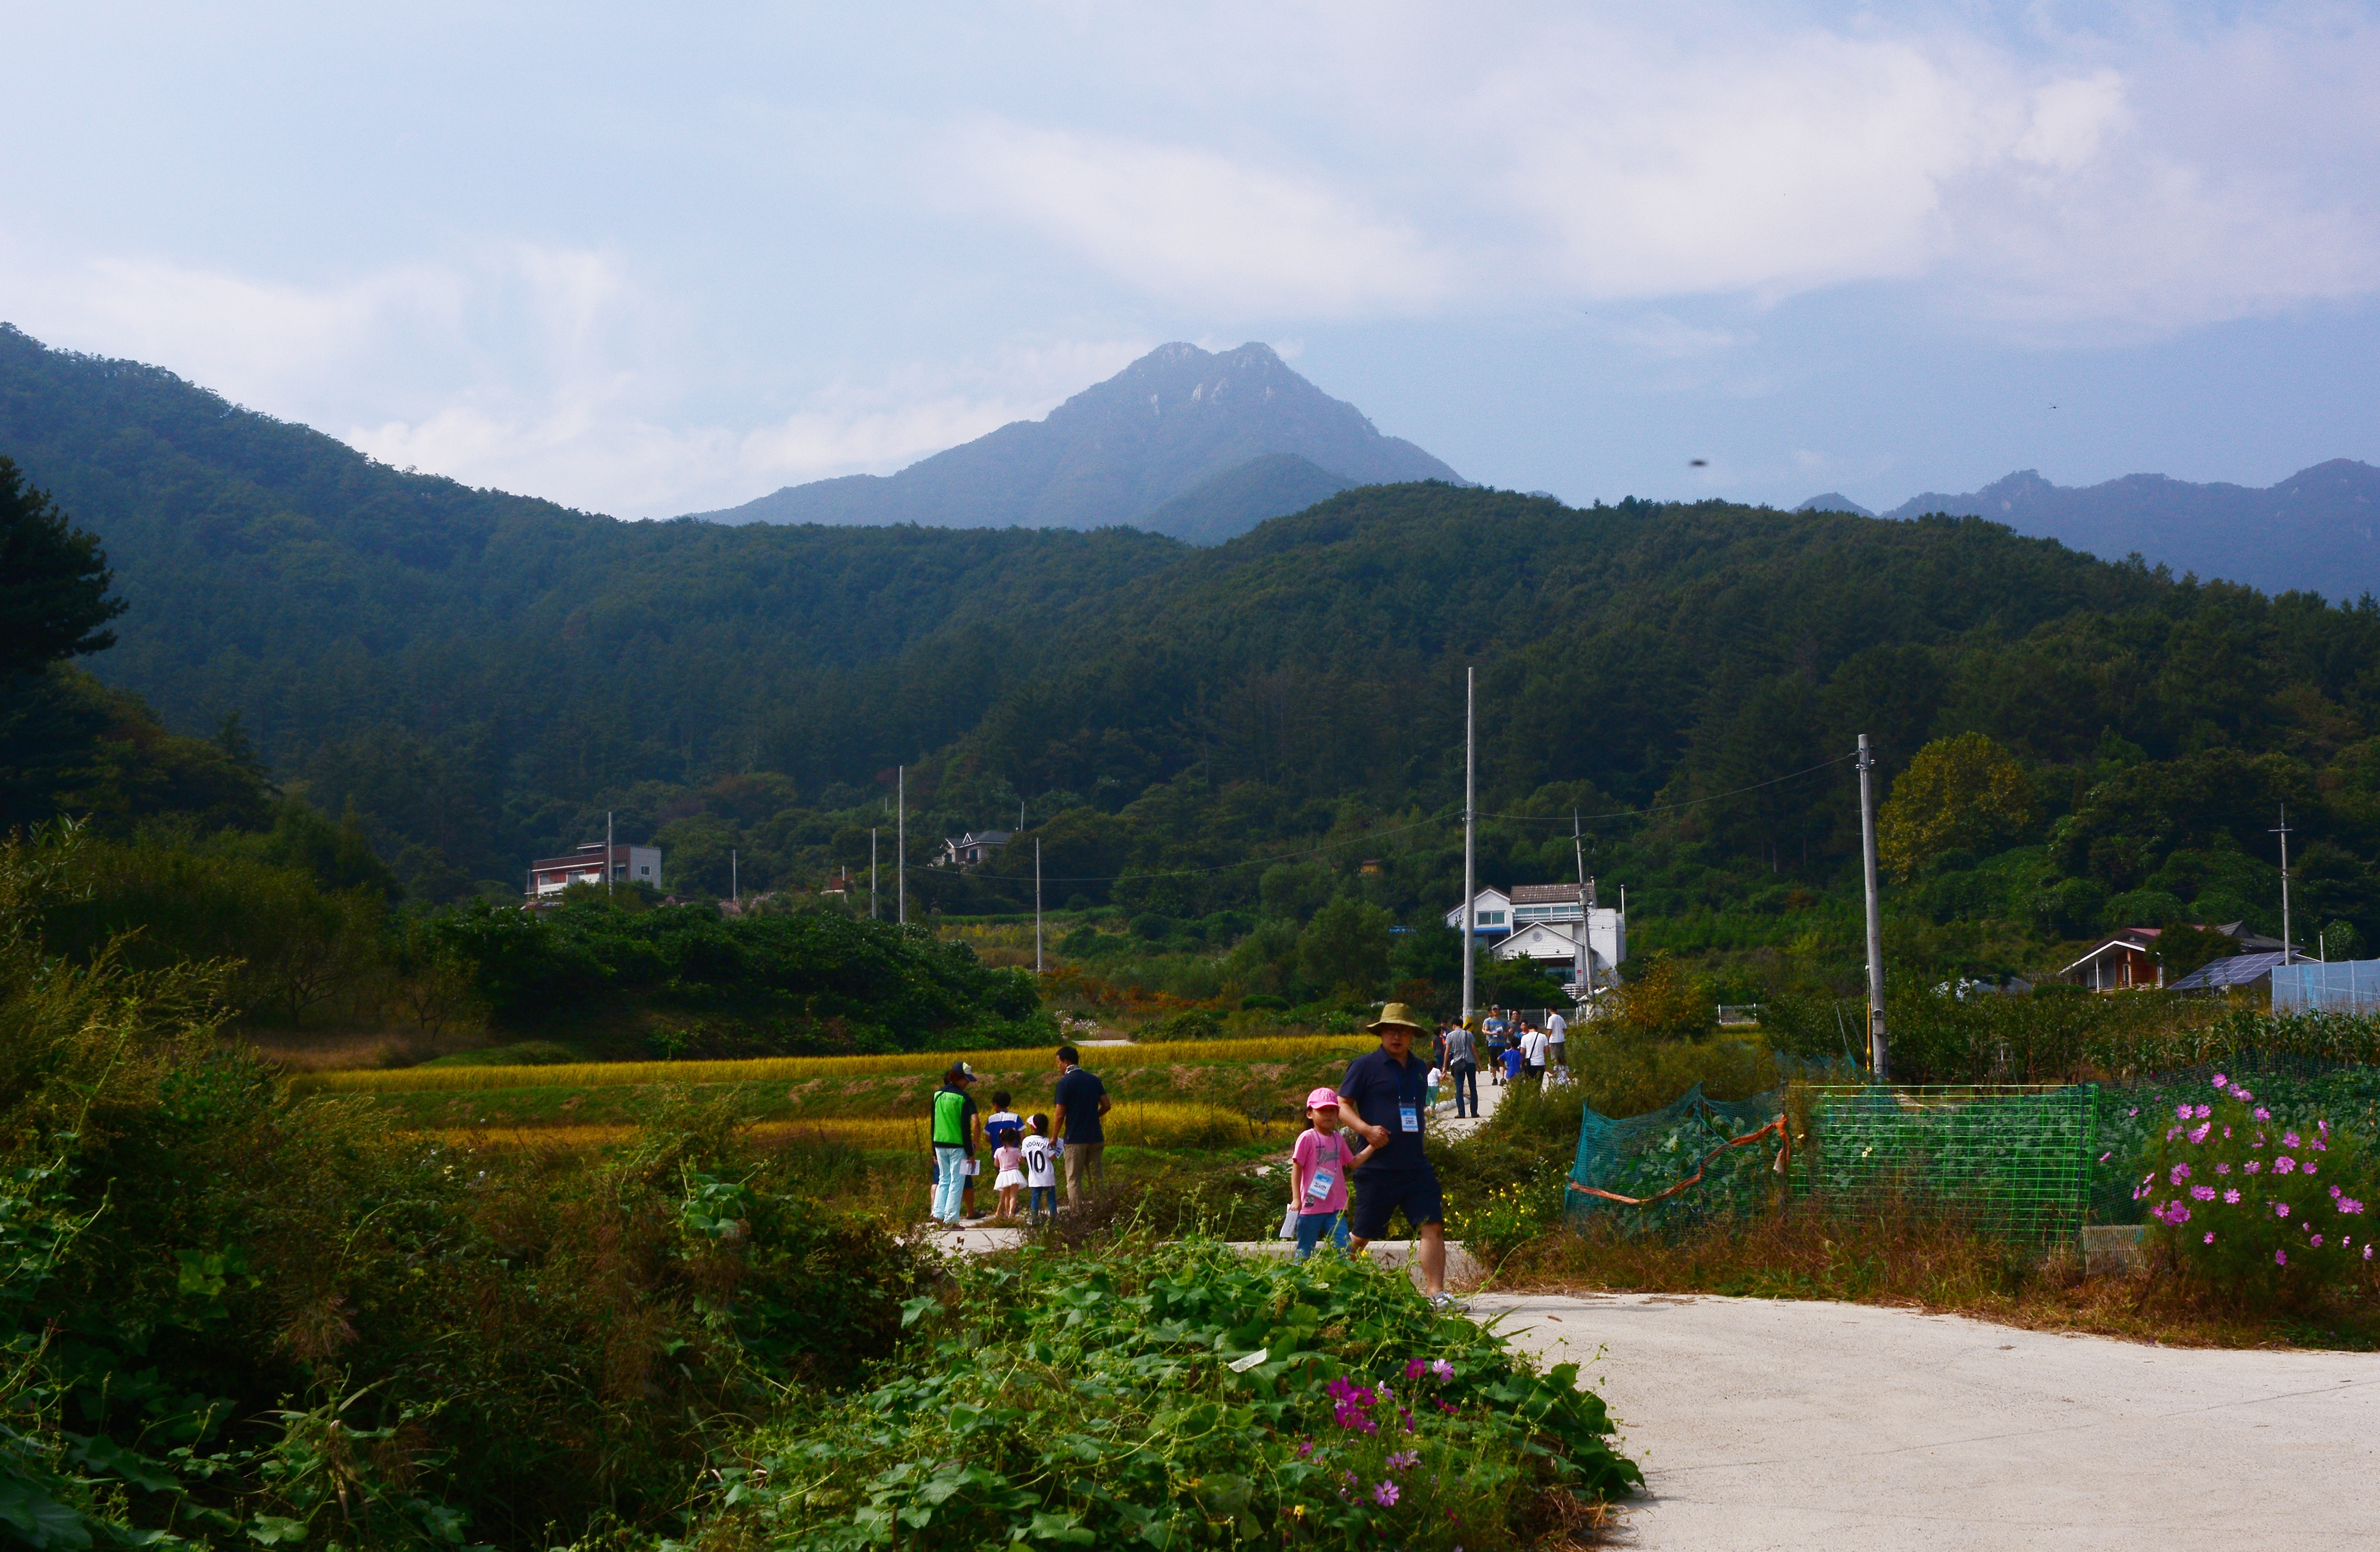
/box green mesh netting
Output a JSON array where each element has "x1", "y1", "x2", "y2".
[
  {"x1": 1564, "y1": 1083, "x2": 1786, "y2": 1234},
  {"x1": 1793, "y1": 1085, "x2": 2097, "y2": 1244}
]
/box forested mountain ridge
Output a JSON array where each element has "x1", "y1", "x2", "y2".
[
  {"x1": 8, "y1": 321, "x2": 2380, "y2": 972},
  {"x1": 684, "y1": 341, "x2": 1463, "y2": 539}
]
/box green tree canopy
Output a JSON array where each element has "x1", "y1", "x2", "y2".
[
  {"x1": 0, "y1": 456, "x2": 123, "y2": 681},
  {"x1": 1878, "y1": 733, "x2": 2037, "y2": 878}
]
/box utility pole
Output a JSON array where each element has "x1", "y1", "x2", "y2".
[
  {"x1": 1856, "y1": 735, "x2": 1888, "y2": 1079},
  {"x1": 897, "y1": 765, "x2": 907, "y2": 927},
  {"x1": 731, "y1": 849, "x2": 738, "y2": 905},
  {"x1": 2273, "y1": 806, "x2": 2295, "y2": 963},
  {"x1": 870, "y1": 828, "x2": 878, "y2": 919},
  {"x1": 1571, "y1": 809, "x2": 1590, "y2": 999},
  {"x1": 1035, "y1": 837, "x2": 1044, "y2": 974},
  {"x1": 1461, "y1": 667, "x2": 1476, "y2": 1025},
  {"x1": 606, "y1": 811, "x2": 614, "y2": 900}
]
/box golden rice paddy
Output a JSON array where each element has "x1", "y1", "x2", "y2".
[
  {"x1": 295, "y1": 1034, "x2": 1368, "y2": 1096},
  {"x1": 426, "y1": 1100, "x2": 1297, "y2": 1152}
]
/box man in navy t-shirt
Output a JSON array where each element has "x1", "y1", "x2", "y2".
[
  {"x1": 1336, "y1": 1002, "x2": 1454, "y2": 1304},
  {"x1": 1052, "y1": 1044, "x2": 1111, "y2": 1206}
]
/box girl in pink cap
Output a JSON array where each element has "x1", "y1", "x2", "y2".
[{"x1": 1288, "y1": 1085, "x2": 1377, "y2": 1260}]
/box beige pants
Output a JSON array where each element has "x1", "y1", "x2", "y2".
[{"x1": 1062, "y1": 1141, "x2": 1106, "y2": 1204}]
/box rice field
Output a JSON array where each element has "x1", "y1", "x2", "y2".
[
  {"x1": 292, "y1": 1034, "x2": 1372, "y2": 1096},
  {"x1": 426, "y1": 1100, "x2": 1299, "y2": 1153}
]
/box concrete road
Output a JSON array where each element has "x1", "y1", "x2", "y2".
[{"x1": 1474, "y1": 1291, "x2": 2380, "y2": 1551}]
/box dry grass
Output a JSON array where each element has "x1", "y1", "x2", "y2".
[
  {"x1": 1491, "y1": 1205, "x2": 2380, "y2": 1350},
  {"x1": 292, "y1": 1034, "x2": 1371, "y2": 1096},
  {"x1": 424, "y1": 1101, "x2": 1298, "y2": 1153}
]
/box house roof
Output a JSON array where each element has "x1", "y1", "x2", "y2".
[
  {"x1": 2055, "y1": 930, "x2": 2163, "y2": 977},
  {"x1": 2169, "y1": 951, "x2": 2290, "y2": 992},
  {"x1": 1510, "y1": 883, "x2": 1582, "y2": 905}
]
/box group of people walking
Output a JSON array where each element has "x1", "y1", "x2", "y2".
[
  {"x1": 928, "y1": 1043, "x2": 1111, "y2": 1225},
  {"x1": 923, "y1": 1002, "x2": 1576, "y2": 1310},
  {"x1": 1429, "y1": 1005, "x2": 1569, "y2": 1118}
]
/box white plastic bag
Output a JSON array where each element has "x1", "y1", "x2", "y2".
[{"x1": 1277, "y1": 1204, "x2": 1299, "y2": 1241}]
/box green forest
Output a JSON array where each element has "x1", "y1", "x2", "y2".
[{"x1": 7, "y1": 320, "x2": 2380, "y2": 1038}]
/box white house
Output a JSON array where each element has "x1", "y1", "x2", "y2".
[
  {"x1": 1443, "y1": 887, "x2": 1513, "y2": 936},
  {"x1": 527, "y1": 841, "x2": 661, "y2": 899},
  {"x1": 1488, "y1": 910, "x2": 1628, "y2": 980},
  {"x1": 935, "y1": 831, "x2": 1012, "y2": 868}
]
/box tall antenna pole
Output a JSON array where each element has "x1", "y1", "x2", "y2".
[
  {"x1": 897, "y1": 765, "x2": 907, "y2": 927},
  {"x1": 870, "y1": 828, "x2": 878, "y2": 919},
  {"x1": 2274, "y1": 806, "x2": 2294, "y2": 963},
  {"x1": 1856, "y1": 734, "x2": 1889, "y2": 1079},
  {"x1": 1461, "y1": 667, "x2": 1476, "y2": 1024},
  {"x1": 606, "y1": 810, "x2": 614, "y2": 900},
  {"x1": 1035, "y1": 837, "x2": 1044, "y2": 974}
]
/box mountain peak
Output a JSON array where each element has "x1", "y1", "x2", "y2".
[{"x1": 685, "y1": 343, "x2": 1459, "y2": 539}]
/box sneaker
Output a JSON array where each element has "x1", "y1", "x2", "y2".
[{"x1": 1429, "y1": 1292, "x2": 1467, "y2": 1313}]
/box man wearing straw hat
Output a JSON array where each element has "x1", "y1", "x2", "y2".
[{"x1": 1336, "y1": 1002, "x2": 1456, "y2": 1305}]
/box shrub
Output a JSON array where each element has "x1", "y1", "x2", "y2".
[
  {"x1": 2139, "y1": 1071, "x2": 2377, "y2": 1310},
  {"x1": 1138, "y1": 1007, "x2": 1226, "y2": 1041},
  {"x1": 686, "y1": 1240, "x2": 1638, "y2": 1550}
]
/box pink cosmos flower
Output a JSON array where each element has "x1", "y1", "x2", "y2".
[
  {"x1": 2204, "y1": 1232, "x2": 2215, "y2": 1244},
  {"x1": 2306, "y1": 1163, "x2": 2318, "y2": 1175},
  {"x1": 2224, "y1": 1189, "x2": 2241, "y2": 1204},
  {"x1": 2190, "y1": 1185, "x2": 2216, "y2": 1201},
  {"x1": 2175, "y1": 1104, "x2": 2193, "y2": 1122},
  {"x1": 2127, "y1": 1107, "x2": 2138, "y2": 1118},
  {"x1": 2246, "y1": 1160, "x2": 2263, "y2": 1175},
  {"x1": 1387, "y1": 1450, "x2": 1419, "y2": 1472},
  {"x1": 2169, "y1": 1163, "x2": 2191, "y2": 1184},
  {"x1": 2275, "y1": 1203, "x2": 2291, "y2": 1218},
  {"x1": 2254, "y1": 1107, "x2": 2271, "y2": 1121},
  {"x1": 2188, "y1": 1124, "x2": 2211, "y2": 1144},
  {"x1": 1430, "y1": 1359, "x2": 1453, "y2": 1379},
  {"x1": 2099, "y1": 1152, "x2": 2112, "y2": 1163},
  {"x1": 1373, "y1": 1481, "x2": 1400, "y2": 1508},
  {"x1": 2196, "y1": 1104, "x2": 2212, "y2": 1120},
  {"x1": 2341, "y1": 1199, "x2": 2365, "y2": 1215},
  {"x1": 2275, "y1": 1157, "x2": 2297, "y2": 1175},
  {"x1": 2365, "y1": 1246, "x2": 2373, "y2": 1261},
  {"x1": 1405, "y1": 1358, "x2": 1428, "y2": 1380},
  {"x1": 2215, "y1": 1163, "x2": 2231, "y2": 1175},
  {"x1": 2212, "y1": 1074, "x2": 2227, "y2": 1088},
  {"x1": 2332, "y1": 1184, "x2": 2343, "y2": 1198},
  {"x1": 2276, "y1": 1250, "x2": 2288, "y2": 1266},
  {"x1": 2311, "y1": 1235, "x2": 2323, "y2": 1247},
  {"x1": 2283, "y1": 1131, "x2": 2301, "y2": 1149}
]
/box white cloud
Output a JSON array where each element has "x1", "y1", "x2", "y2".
[{"x1": 953, "y1": 123, "x2": 1456, "y2": 315}]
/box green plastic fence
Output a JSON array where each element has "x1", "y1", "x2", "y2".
[
  {"x1": 1793, "y1": 1084, "x2": 2097, "y2": 1243},
  {"x1": 1564, "y1": 1083, "x2": 1786, "y2": 1235},
  {"x1": 1564, "y1": 1082, "x2": 2101, "y2": 1244}
]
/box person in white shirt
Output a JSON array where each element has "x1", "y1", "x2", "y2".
[
  {"x1": 1020, "y1": 1114, "x2": 1060, "y2": 1225},
  {"x1": 1546, "y1": 1009, "x2": 1568, "y2": 1072},
  {"x1": 1520, "y1": 1022, "x2": 1550, "y2": 1083}
]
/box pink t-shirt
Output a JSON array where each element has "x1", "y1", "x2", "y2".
[{"x1": 1292, "y1": 1128, "x2": 1358, "y2": 1216}]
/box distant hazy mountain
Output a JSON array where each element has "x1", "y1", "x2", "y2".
[
  {"x1": 1795, "y1": 492, "x2": 1875, "y2": 517},
  {"x1": 1858, "y1": 461, "x2": 2380, "y2": 601},
  {"x1": 683, "y1": 342, "x2": 1463, "y2": 540}
]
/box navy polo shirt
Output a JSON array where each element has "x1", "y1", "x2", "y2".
[{"x1": 1338, "y1": 1046, "x2": 1431, "y2": 1174}]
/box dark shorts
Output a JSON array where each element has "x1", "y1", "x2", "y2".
[{"x1": 1348, "y1": 1166, "x2": 1445, "y2": 1240}]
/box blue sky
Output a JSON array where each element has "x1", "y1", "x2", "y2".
[{"x1": 5, "y1": 2, "x2": 2375, "y2": 518}]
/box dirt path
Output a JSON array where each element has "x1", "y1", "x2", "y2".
[{"x1": 1474, "y1": 1290, "x2": 2380, "y2": 1551}]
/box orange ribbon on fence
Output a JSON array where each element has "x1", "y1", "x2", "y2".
[{"x1": 1567, "y1": 1115, "x2": 1792, "y2": 1207}]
